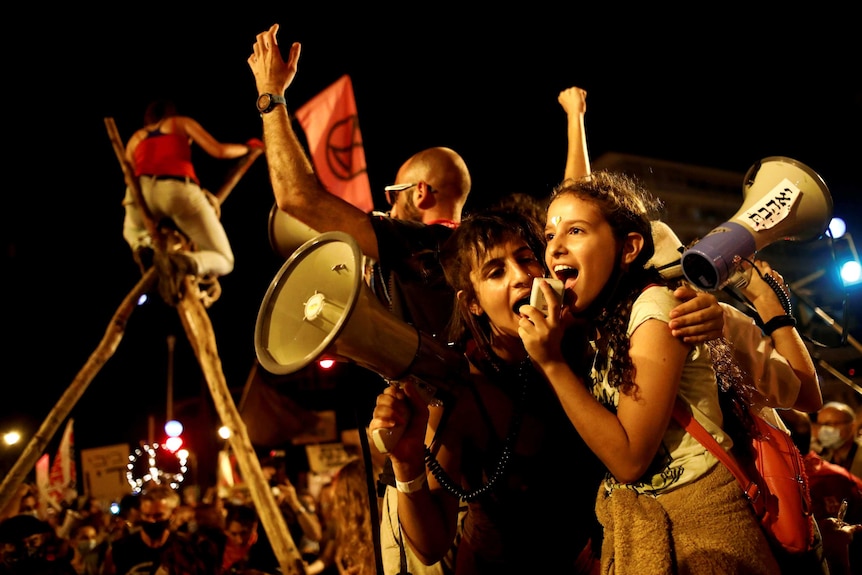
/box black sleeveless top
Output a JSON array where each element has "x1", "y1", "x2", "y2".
[{"x1": 434, "y1": 347, "x2": 605, "y2": 573}]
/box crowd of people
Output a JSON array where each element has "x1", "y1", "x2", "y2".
[
  {"x1": 4, "y1": 19, "x2": 860, "y2": 575},
  {"x1": 0, "y1": 454, "x2": 373, "y2": 575}
]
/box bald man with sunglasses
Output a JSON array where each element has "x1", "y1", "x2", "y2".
[{"x1": 250, "y1": 25, "x2": 471, "y2": 575}]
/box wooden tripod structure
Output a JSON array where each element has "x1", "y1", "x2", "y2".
[{"x1": 0, "y1": 119, "x2": 308, "y2": 574}]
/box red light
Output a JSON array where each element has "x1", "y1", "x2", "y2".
[
  {"x1": 165, "y1": 436, "x2": 184, "y2": 452},
  {"x1": 318, "y1": 358, "x2": 335, "y2": 369}
]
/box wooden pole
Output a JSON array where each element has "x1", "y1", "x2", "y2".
[
  {"x1": 214, "y1": 146, "x2": 264, "y2": 204},
  {"x1": 103, "y1": 119, "x2": 306, "y2": 573},
  {"x1": 167, "y1": 335, "x2": 175, "y2": 422},
  {"x1": 104, "y1": 118, "x2": 161, "y2": 245},
  {"x1": 175, "y1": 287, "x2": 306, "y2": 574},
  {"x1": 0, "y1": 270, "x2": 157, "y2": 511}
]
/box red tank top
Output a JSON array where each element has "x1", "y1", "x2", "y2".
[{"x1": 133, "y1": 121, "x2": 200, "y2": 184}]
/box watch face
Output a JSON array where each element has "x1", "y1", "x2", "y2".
[{"x1": 257, "y1": 94, "x2": 273, "y2": 113}]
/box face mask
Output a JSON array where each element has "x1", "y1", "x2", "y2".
[
  {"x1": 77, "y1": 540, "x2": 97, "y2": 553},
  {"x1": 139, "y1": 519, "x2": 170, "y2": 540},
  {"x1": 3, "y1": 546, "x2": 26, "y2": 564},
  {"x1": 26, "y1": 545, "x2": 41, "y2": 558},
  {"x1": 818, "y1": 425, "x2": 848, "y2": 450}
]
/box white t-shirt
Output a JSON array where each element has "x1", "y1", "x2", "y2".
[{"x1": 592, "y1": 285, "x2": 728, "y2": 496}]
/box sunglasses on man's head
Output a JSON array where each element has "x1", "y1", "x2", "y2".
[{"x1": 383, "y1": 183, "x2": 418, "y2": 206}]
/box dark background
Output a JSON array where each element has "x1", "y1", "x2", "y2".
[{"x1": 3, "y1": 7, "x2": 860, "y2": 481}]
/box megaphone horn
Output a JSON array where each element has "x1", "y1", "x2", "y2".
[
  {"x1": 267, "y1": 203, "x2": 320, "y2": 259},
  {"x1": 681, "y1": 156, "x2": 833, "y2": 290},
  {"x1": 254, "y1": 231, "x2": 466, "y2": 452}
]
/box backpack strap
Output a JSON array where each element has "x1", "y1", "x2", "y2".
[{"x1": 671, "y1": 397, "x2": 765, "y2": 517}]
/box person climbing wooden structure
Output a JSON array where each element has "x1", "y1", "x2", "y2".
[{"x1": 0, "y1": 118, "x2": 313, "y2": 575}]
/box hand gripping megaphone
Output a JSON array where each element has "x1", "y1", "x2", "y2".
[
  {"x1": 681, "y1": 156, "x2": 833, "y2": 290},
  {"x1": 254, "y1": 231, "x2": 466, "y2": 454}
]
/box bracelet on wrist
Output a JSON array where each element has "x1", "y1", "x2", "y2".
[
  {"x1": 762, "y1": 314, "x2": 797, "y2": 335},
  {"x1": 395, "y1": 472, "x2": 428, "y2": 494}
]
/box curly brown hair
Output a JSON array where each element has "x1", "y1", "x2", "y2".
[
  {"x1": 548, "y1": 172, "x2": 756, "y2": 421},
  {"x1": 546, "y1": 171, "x2": 668, "y2": 395}
]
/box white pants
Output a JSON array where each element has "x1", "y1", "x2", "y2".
[
  {"x1": 379, "y1": 486, "x2": 447, "y2": 575},
  {"x1": 122, "y1": 176, "x2": 234, "y2": 277},
  {"x1": 380, "y1": 485, "x2": 468, "y2": 575}
]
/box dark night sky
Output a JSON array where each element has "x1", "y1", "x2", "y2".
[{"x1": 3, "y1": 8, "x2": 861, "y2": 461}]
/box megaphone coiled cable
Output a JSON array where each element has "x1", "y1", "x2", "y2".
[{"x1": 423, "y1": 358, "x2": 531, "y2": 502}]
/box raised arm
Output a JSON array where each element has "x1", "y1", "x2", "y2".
[
  {"x1": 275, "y1": 478, "x2": 323, "y2": 542},
  {"x1": 561, "y1": 96, "x2": 724, "y2": 345},
  {"x1": 248, "y1": 24, "x2": 380, "y2": 259},
  {"x1": 559, "y1": 86, "x2": 590, "y2": 181}
]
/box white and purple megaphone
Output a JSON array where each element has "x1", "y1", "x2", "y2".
[{"x1": 681, "y1": 156, "x2": 833, "y2": 291}]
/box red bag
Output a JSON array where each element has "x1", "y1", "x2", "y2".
[
  {"x1": 673, "y1": 399, "x2": 816, "y2": 554},
  {"x1": 745, "y1": 413, "x2": 815, "y2": 552}
]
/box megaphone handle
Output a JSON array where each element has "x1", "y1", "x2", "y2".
[
  {"x1": 372, "y1": 378, "x2": 442, "y2": 454},
  {"x1": 729, "y1": 263, "x2": 792, "y2": 315},
  {"x1": 371, "y1": 426, "x2": 404, "y2": 455}
]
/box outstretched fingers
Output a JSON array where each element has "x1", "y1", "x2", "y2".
[{"x1": 249, "y1": 24, "x2": 279, "y2": 64}]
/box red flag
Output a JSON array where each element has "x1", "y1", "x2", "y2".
[
  {"x1": 47, "y1": 419, "x2": 76, "y2": 507},
  {"x1": 35, "y1": 454, "x2": 51, "y2": 509},
  {"x1": 295, "y1": 74, "x2": 373, "y2": 212}
]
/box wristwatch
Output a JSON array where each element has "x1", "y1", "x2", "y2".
[{"x1": 256, "y1": 93, "x2": 286, "y2": 115}]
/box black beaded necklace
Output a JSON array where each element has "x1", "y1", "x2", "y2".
[{"x1": 424, "y1": 356, "x2": 532, "y2": 501}]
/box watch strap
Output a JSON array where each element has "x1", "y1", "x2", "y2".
[{"x1": 258, "y1": 93, "x2": 286, "y2": 114}]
